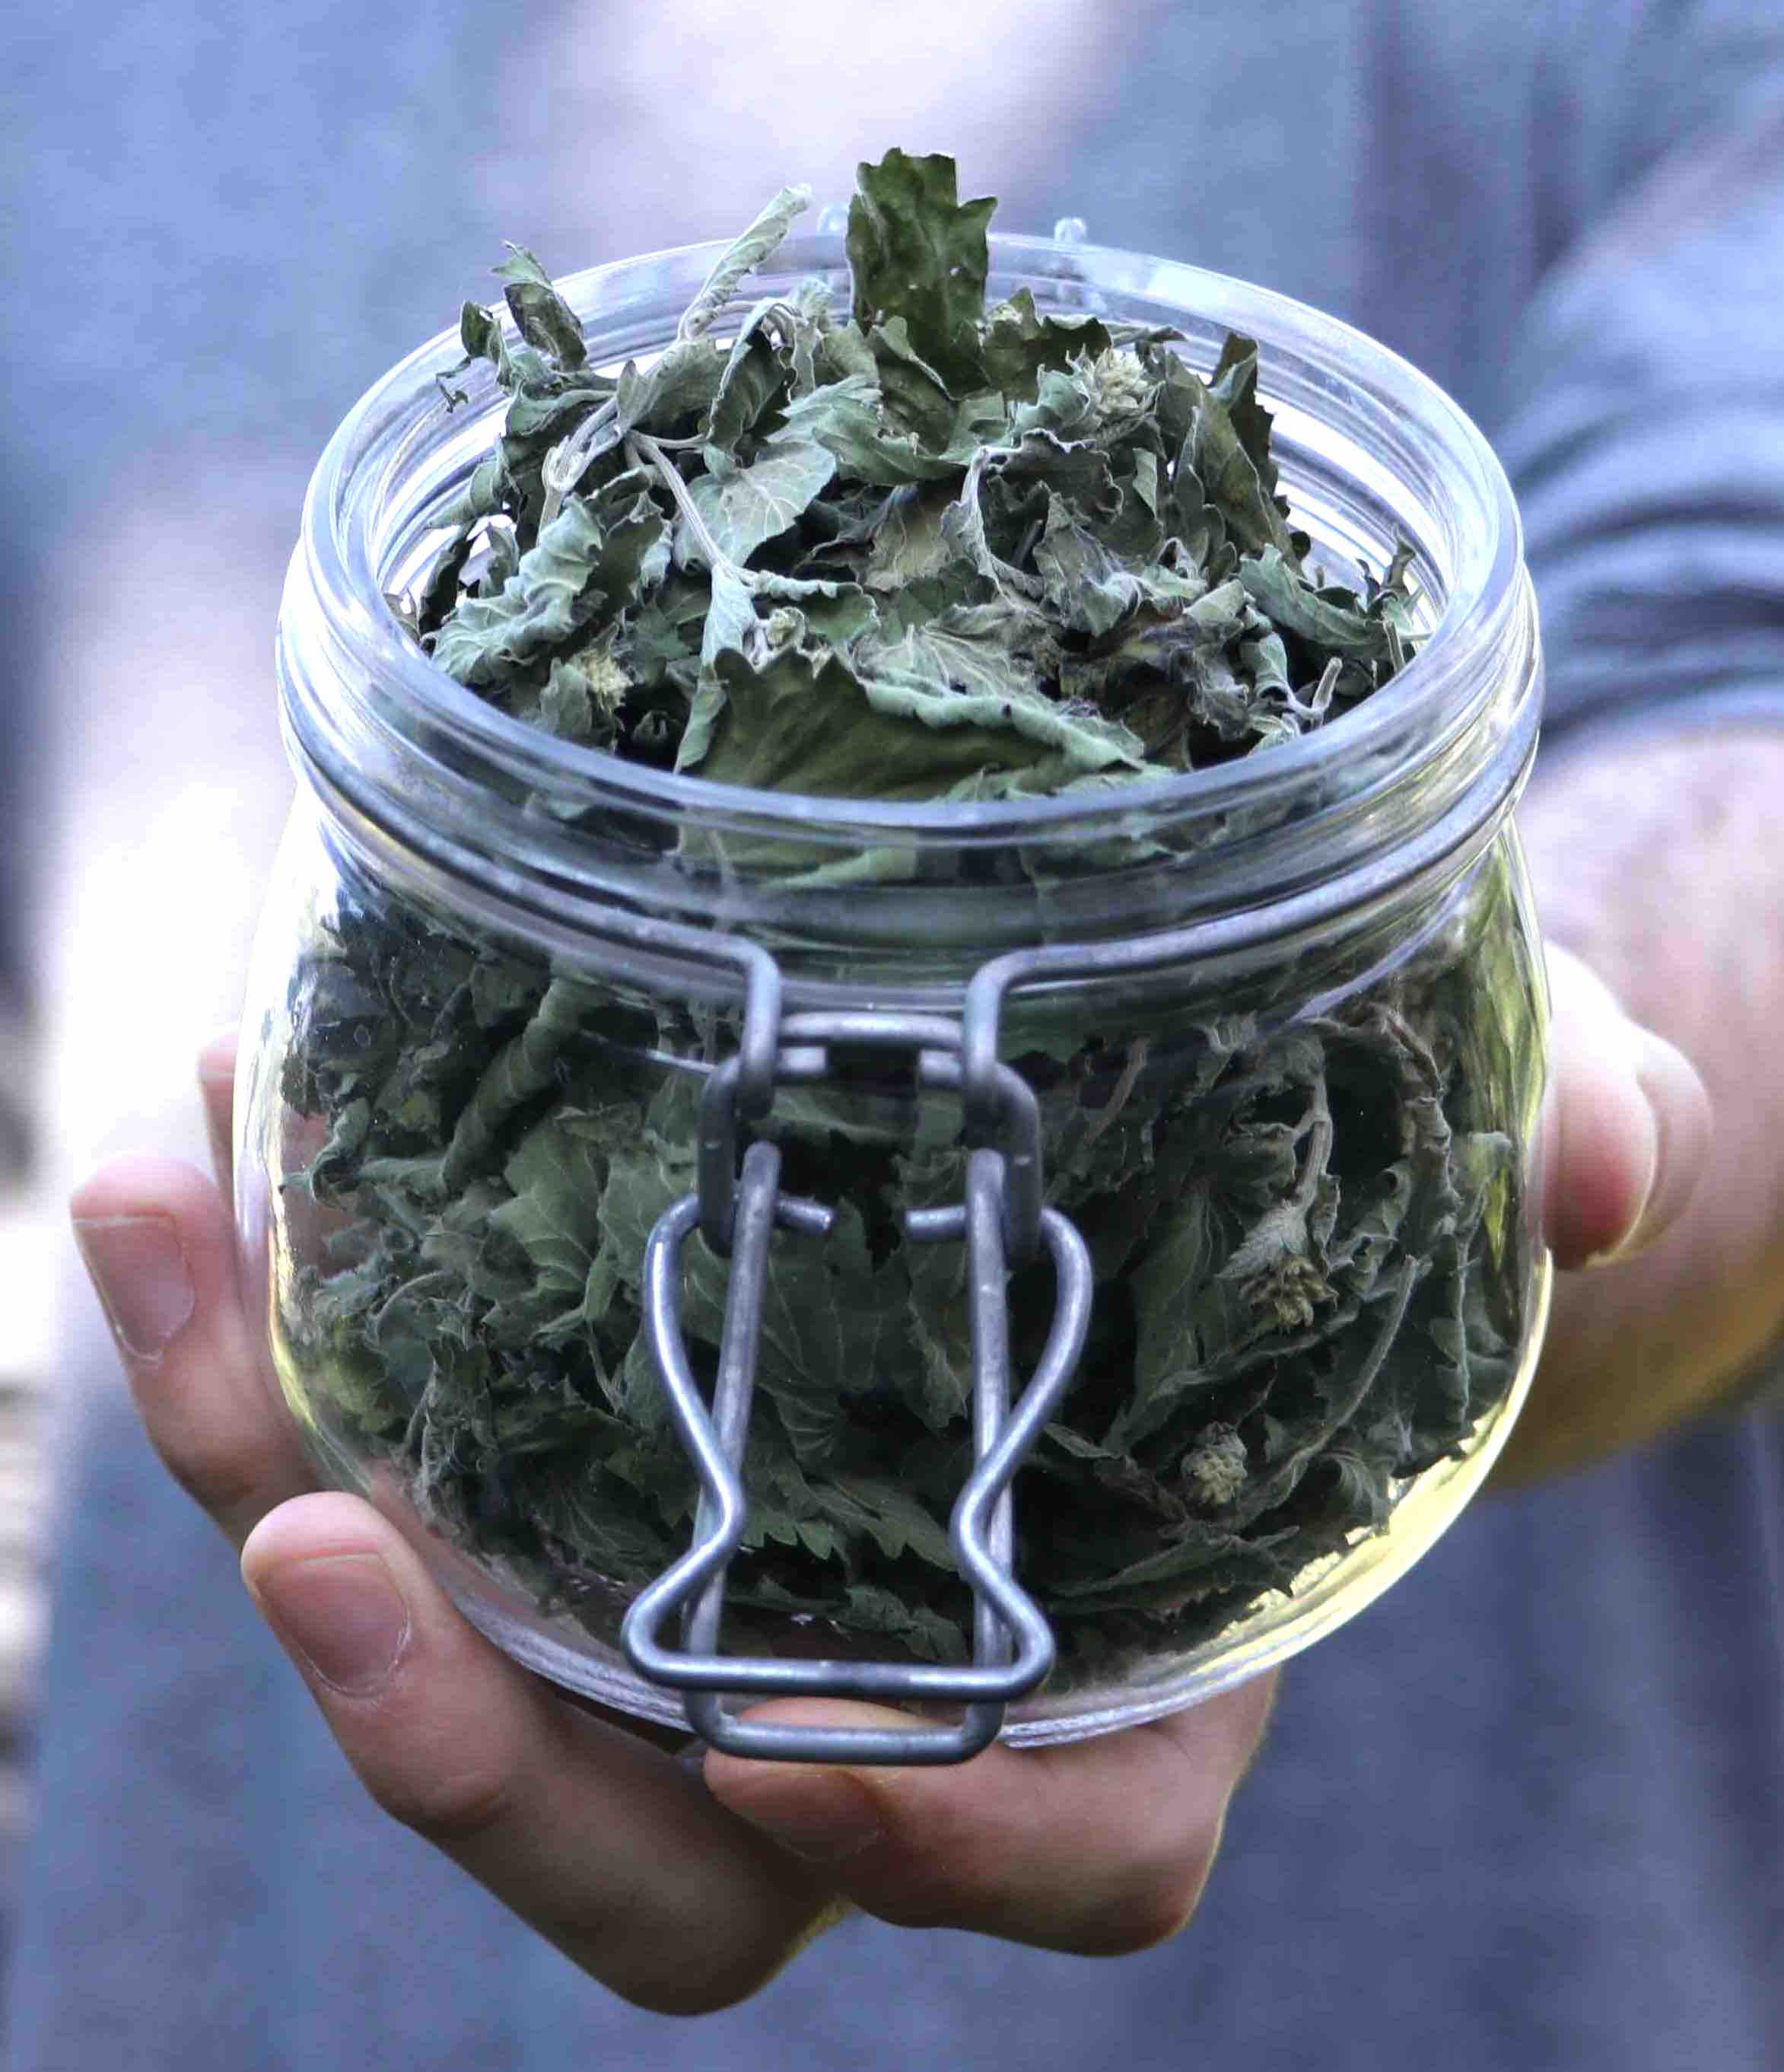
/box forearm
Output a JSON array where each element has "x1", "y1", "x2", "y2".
[{"x1": 1499, "y1": 723, "x2": 1784, "y2": 1479}]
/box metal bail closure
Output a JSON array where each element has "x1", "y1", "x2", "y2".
[{"x1": 620, "y1": 1017, "x2": 1093, "y2": 1765}]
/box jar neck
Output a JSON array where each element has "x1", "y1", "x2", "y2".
[{"x1": 278, "y1": 231, "x2": 1538, "y2": 987}]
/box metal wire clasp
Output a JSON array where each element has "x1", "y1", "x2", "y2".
[{"x1": 619, "y1": 1007, "x2": 1092, "y2": 1765}]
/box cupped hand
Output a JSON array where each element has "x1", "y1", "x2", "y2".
[
  {"x1": 68, "y1": 947, "x2": 1707, "y2": 2013},
  {"x1": 70, "y1": 1039, "x2": 1274, "y2": 2012}
]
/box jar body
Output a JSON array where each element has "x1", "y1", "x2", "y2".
[
  {"x1": 238, "y1": 788, "x2": 1547, "y2": 1742},
  {"x1": 247, "y1": 227, "x2": 1550, "y2": 1743}
]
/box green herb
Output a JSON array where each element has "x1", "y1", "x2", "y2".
[
  {"x1": 283, "y1": 153, "x2": 1535, "y2": 1687},
  {"x1": 402, "y1": 148, "x2": 1416, "y2": 785}
]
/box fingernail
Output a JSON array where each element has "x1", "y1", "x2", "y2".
[
  {"x1": 1590, "y1": 1030, "x2": 1706, "y2": 1266},
  {"x1": 72, "y1": 1215, "x2": 196, "y2": 1364},
  {"x1": 255, "y1": 1552, "x2": 412, "y2": 1696},
  {"x1": 730, "y1": 1780, "x2": 885, "y2": 1864}
]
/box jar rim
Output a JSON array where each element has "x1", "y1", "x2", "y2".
[{"x1": 290, "y1": 225, "x2": 1529, "y2": 858}]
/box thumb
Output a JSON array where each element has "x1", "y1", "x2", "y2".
[{"x1": 1541, "y1": 943, "x2": 1712, "y2": 1271}]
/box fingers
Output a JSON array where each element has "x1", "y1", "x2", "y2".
[
  {"x1": 71, "y1": 1155, "x2": 317, "y2": 1548},
  {"x1": 197, "y1": 1027, "x2": 238, "y2": 1196},
  {"x1": 1542, "y1": 944, "x2": 1711, "y2": 1271},
  {"x1": 705, "y1": 1672, "x2": 1277, "y2": 1956},
  {"x1": 696, "y1": 951, "x2": 1699, "y2": 1958},
  {"x1": 75, "y1": 1049, "x2": 840, "y2": 2012},
  {"x1": 241, "y1": 1492, "x2": 833, "y2": 2013}
]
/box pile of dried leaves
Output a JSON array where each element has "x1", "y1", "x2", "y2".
[{"x1": 284, "y1": 152, "x2": 1531, "y2": 1684}]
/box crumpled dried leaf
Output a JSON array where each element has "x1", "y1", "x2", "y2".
[
  {"x1": 428, "y1": 477, "x2": 669, "y2": 687},
  {"x1": 684, "y1": 437, "x2": 837, "y2": 567},
  {"x1": 845, "y1": 148, "x2": 995, "y2": 392}
]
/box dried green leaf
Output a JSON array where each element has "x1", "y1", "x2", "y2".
[
  {"x1": 677, "y1": 183, "x2": 812, "y2": 344},
  {"x1": 684, "y1": 438, "x2": 838, "y2": 568},
  {"x1": 981, "y1": 288, "x2": 1111, "y2": 399},
  {"x1": 429, "y1": 482, "x2": 671, "y2": 686},
  {"x1": 1033, "y1": 495, "x2": 1144, "y2": 635},
  {"x1": 776, "y1": 375, "x2": 965, "y2": 486},
  {"x1": 846, "y1": 148, "x2": 994, "y2": 390},
  {"x1": 1239, "y1": 546, "x2": 1394, "y2": 660},
  {"x1": 615, "y1": 339, "x2": 727, "y2": 436},
  {"x1": 1188, "y1": 375, "x2": 1302, "y2": 562}
]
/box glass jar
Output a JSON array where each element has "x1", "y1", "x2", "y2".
[{"x1": 238, "y1": 224, "x2": 1550, "y2": 1759}]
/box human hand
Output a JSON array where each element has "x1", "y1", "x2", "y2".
[
  {"x1": 69, "y1": 954, "x2": 1706, "y2": 2012},
  {"x1": 1485, "y1": 939, "x2": 1710, "y2": 1480},
  {"x1": 1502, "y1": 727, "x2": 1782, "y2": 1480},
  {"x1": 1530, "y1": 944, "x2": 1708, "y2": 1273},
  {"x1": 69, "y1": 1036, "x2": 1276, "y2": 2012}
]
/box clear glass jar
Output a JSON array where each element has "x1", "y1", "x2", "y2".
[{"x1": 238, "y1": 224, "x2": 1550, "y2": 1753}]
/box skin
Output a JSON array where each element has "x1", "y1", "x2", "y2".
[
  {"x1": 69, "y1": 727, "x2": 1781, "y2": 2016},
  {"x1": 1496, "y1": 727, "x2": 1784, "y2": 1479}
]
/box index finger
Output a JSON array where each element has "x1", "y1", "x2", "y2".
[{"x1": 706, "y1": 1673, "x2": 1277, "y2": 1955}]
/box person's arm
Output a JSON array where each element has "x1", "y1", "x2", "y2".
[
  {"x1": 1502, "y1": 730, "x2": 1782, "y2": 1480},
  {"x1": 1485, "y1": 92, "x2": 1784, "y2": 1477}
]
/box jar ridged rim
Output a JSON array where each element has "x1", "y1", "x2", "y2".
[{"x1": 287, "y1": 227, "x2": 1531, "y2": 853}]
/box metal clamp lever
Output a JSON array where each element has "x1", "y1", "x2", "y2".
[{"x1": 619, "y1": 1011, "x2": 1093, "y2": 1765}]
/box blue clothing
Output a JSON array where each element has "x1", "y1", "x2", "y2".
[{"x1": 8, "y1": 3, "x2": 1784, "y2": 2066}]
